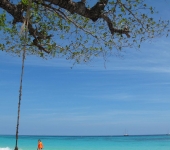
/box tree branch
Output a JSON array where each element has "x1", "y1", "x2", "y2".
[
  {"x1": 0, "y1": 0, "x2": 131, "y2": 53},
  {"x1": 101, "y1": 14, "x2": 130, "y2": 38}
]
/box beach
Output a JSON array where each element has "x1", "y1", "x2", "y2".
[{"x1": 1, "y1": 135, "x2": 170, "y2": 150}]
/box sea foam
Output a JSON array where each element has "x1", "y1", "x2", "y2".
[{"x1": 0, "y1": 148, "x2": 12, "y2": 150}]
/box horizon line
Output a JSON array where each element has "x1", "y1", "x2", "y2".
[{"x1": 0, "y1": 134, "x2": 168, "y2": 137}]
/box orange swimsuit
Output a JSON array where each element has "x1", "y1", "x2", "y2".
[{"x1": 38, "y1": 142, "x2": 43, "y2": 149}]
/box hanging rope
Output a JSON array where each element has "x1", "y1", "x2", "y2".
[
  {"x1": 14, "y1": 1, "x2": 31, "y2": 149},
  {"x1": 14, "y1": 35, "x2": 26, "y2": 150}
]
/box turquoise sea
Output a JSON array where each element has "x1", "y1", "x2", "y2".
[{"x1": 0, "y1": 135, "x2": 170, "y2": 150}]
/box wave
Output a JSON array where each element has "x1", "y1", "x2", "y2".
[{"x1": 0, "y1": 148, "x2": 12, "y2": 150}]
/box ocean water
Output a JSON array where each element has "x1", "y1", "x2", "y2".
[{"x1": 0, "y1": 135, "x2": 170, "y2": 150}]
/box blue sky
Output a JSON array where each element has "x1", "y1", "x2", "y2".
[{"x1": 0, "y1": 1, "x2": 170, "y2": 136}]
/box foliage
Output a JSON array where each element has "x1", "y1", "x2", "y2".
[{"x1": 0, "y1": 0, "x2": 169, "y2": 63}]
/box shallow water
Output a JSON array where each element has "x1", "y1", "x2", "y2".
[{"x1": 0, "y1": 135, "x2": 170, "y2": 150}]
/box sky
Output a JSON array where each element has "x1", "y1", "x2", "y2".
[{"x1": 0, "y1": 0, "x2": 170, "y2": 136}]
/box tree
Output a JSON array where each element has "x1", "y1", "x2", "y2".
[
  {"x1": 0, "y1": 1, "x2": 169, "y2": 150},
  {"x1": 0, "y1": 0, "x2": 169, "y2": 63}
]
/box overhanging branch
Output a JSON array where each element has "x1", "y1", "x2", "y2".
[{"x1": 0, "y1": 0, "x2": 131, "y2": 53}]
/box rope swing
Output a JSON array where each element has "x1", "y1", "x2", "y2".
[
  {"x1": 14, "y1": 34, "x2": 26, "y2": 150},
  {"x1": 14, "y1": 1, "x2": 31, "y2": 149}
]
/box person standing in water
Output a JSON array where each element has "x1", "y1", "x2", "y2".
[{"x1": 37, "y1": 139, "x2": 44, "y2": 150}]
